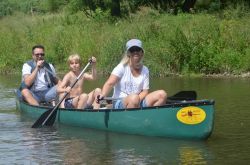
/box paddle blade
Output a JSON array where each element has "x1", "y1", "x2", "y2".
[
  {"x1": 31, "y1": 108, "x2": 57, "y2": 128},
  {"x1": 44, "y1": 109, "x2": 57, "y2": 126},
  {"x1": 168, "y1": 91, "x2": 197, "y2": 101}
]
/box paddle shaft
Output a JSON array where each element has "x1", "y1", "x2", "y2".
[
  {"x1": 43, "y1": 67, "x2": 60, "y2": 80},
  {"x1": 102, "y1": 97, "x2": 120, "y2": 101},
  {"x1": 40, "y1": 61, "x2": 91, "y2": 126},
  {"x1": 99, "y1": 90, "x2": 197, "y2": 102}
]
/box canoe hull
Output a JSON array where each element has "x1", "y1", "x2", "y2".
[{"x1": 16, "y1": 99, "x2": 215, "y2": 140}]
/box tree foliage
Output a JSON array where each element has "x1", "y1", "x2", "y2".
[{"x1": 0, "y1": 0, "x2": 249, "y2": 18}]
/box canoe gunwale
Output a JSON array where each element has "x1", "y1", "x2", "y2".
[{"x1": 17, "y1": 98, "x2": 215, "y2": 112}]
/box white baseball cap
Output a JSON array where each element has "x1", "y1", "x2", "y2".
[{"x1": 126, "y1": 39, "x2": 144, "y2": 52}]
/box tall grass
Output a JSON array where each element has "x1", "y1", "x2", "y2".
[{"x1": 0, "y1": 7, "x2": 250, "y2": 76}]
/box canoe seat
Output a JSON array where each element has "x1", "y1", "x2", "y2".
[
  {"x1": 39, "y1": 101, "x2": 55, "y2": 107},
  {"x1": 100, "y1": 103, "x2": 113, "y2": 109}
]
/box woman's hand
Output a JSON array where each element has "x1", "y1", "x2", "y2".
[{"x1": 96, "y1": 94, "x2": 104, "y2": 104}]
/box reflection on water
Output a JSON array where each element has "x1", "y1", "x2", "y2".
[
  {"x1": 55, "y1": 125, "x2": 212, "y2": 164},
  {"x1": 0, "y1": 115, "x2": 212, "y2": 164},
  {"x1": 179, "y1": 147, "x2": 208, "y2": 165},
  {"x1": 1, "y1": 74, "x2": 250, "y2": 164}
]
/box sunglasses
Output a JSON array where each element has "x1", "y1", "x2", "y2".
[
  {"x1": 34, "y1": 53, "x2": 45, "y2": 56},
  {"x1": 129, "y1": 47, "x2": 142, "y2": 53}
]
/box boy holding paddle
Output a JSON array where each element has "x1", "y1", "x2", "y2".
[{"x1": 57, "y1": 54, "x2": 101, "y2": 109}]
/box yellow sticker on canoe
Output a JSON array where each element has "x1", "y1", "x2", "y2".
[{"x1": 177, "y1": 106, "x2": 206, "y2": 125}]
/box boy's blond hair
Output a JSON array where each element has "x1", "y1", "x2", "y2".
[{"x1": 67, "y1": 54, "x2": 81, "y2": 65}]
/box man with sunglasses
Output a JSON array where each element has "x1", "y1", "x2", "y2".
[
  {"x1": 20, "y1": 45, "x2": 59, "y2": 106},
  {"x1": 98, "y1": 39, "x2": 167, "y2": 109}
]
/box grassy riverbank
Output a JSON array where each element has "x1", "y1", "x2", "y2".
[{"x1": 0, "y1": 7, "x2": 250, "y2": 76}]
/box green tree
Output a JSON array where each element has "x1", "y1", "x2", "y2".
[
  {"x1": 111, "y1": 0, "x2": 121, "y2": 16},
  {"x1": 0, "y1": 0, "x2": 13, "y2": 17}
]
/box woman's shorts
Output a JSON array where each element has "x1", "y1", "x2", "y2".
[{"x1": 112, "y1": 99, "x2": 147, "y2": 109}]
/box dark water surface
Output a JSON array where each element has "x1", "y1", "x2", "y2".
[{"x1": 1, "y1": 75, "x2": 250, "y2": 164}]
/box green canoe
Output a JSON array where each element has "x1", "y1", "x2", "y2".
[{"x1": 16, "y1": 93, "x2": 215, "y2": 140}]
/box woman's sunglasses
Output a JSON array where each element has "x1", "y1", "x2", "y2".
[{"x1": 129, "y1": 47, "x2": 142, "y2": 53}]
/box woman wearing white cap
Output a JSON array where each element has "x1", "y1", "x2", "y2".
[{"x1": 98, "y1": 39, "x2": 167, "y2": 109}]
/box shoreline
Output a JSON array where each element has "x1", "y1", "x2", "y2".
[{"x1": 2, "y1": 71, "x2": 250, "y2": 78}]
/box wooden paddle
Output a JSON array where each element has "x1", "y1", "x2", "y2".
[{"x1": 32, "y1": 60, "x2": 92, "y2": 128}]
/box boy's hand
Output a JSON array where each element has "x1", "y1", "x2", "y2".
[
  {"x1": 91, "y1": 56, "x2": 96, "y2": 64},
  {"x1": 65, "y1": 86, "x2": 71, "y2": 93}
]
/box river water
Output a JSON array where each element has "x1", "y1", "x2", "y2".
[{"x1": 0, "y1": 74, "x2": 250, "y2": 164}]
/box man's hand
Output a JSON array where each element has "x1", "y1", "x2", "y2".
[{"x1": 36, "y1": 59, "x2": 44, "y2": 68}]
